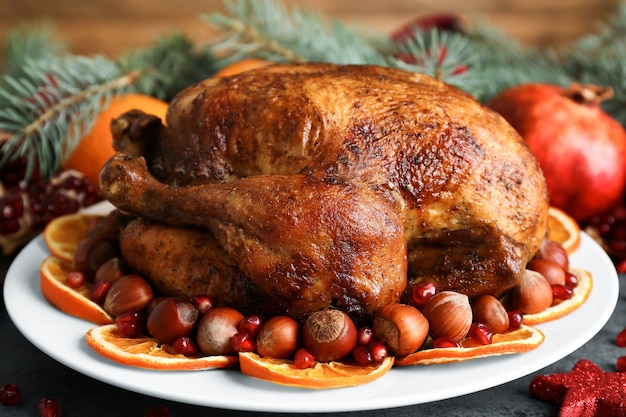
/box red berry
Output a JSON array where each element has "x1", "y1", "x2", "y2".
[
  {"x1": 507, "y1": 310, "x2": 524, "y2": 331},
  {"x1": 0, "y1": 383, "x2": 21, "y2": 405},
  {"x1": 65, "y1": 271, "x2": 86, "y2": 289},
  {"x1": 171, "y1": 336, "x2": 200, "y2": 356},
  {"x1": 469, "y1": 322, "x2": 493, "y2": 345},
  {"x1": 115, "y1": 310, "x2": 144, "y2": 338},
  {"x1": 432, "y1": 337, "x2": 460, "y2": 348},
  {"x1": 191, "y1": 294, "x2": 214, "y2": 314},
  {"x1": 357, "y1": 327, "x2": 373, "y2": 346},
  {"x1": 551, "y1": 284, "x2": 573, "y2": 302},
  {"x1": 369, "y1": 341, "x2": 388, "y2": 363},
  {"x1": 37, "y1": 397, "x2": 61, "y2": 417},
  {"x1": 230, "y1": 332, "x2": 255, "y2": 352},
  {"x1": 616, "y1": 328, "x2": 626, "y2": 347},
  {"x1": 89, "y1": 280, "x2": 111, "y2": 305},
  {"x1": 411, "y1": 282, "x2": 436, "y2": 306},
  {"x1": 144, "y1": 405, "x2": 172, "y2": 417},
  {"x1": 564, "y1": 272, "x2": 579, "y2": 288},
  {"x1": 293, "y1": 348, "x2": 316, "y2": 369},
  {"x1": 352, "y1": 346, "x2": 372, "y2": 366},
  {"x1": 238, "y1": 315, "x2": 262, "y2": 337},
  {"x1": 617, "y1": 356, "x2": 626, "y2": 372}
]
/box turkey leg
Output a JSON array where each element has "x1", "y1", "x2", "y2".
[{"x1": 100, "y1": 153, "x2": 407, "y2": 322}]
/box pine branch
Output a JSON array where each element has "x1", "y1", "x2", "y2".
[
  {"x1": 203, "y1": 0, "x2": 388, "y2": 66},
  {"x1": 1, "y1": 22, "x2": 65, "y2": 78},
  {"x1": 0, "y1": 55, "x2": 135, "y2": 180}
]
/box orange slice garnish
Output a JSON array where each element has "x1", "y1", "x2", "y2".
[
  {"x1": 395, "y1": 325, "x2": 544, "y2": 366},
  {"x1": 548, "y1": 206, "x2": 581, "y2": 254},
  {"x1": 239, "y1": 352, "x2": 394, "y2": 389},
  {"x1": 213, "y1": 59, "x2": 272, "y2": 77},
  {"x1": 523, "y1": 267, "x2": 592, "y2": 325},
  {"x1": 40, "y1": 255, "x2": 114, "y2": 325},
  {"x1": 85, "y1": 324, "x2": 238, "y2": 371},
  {"x1": 43, "y1": 213, "x2": 103, "y2": 263}
]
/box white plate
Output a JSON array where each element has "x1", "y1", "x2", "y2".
[{"x1": 3, "y1": 204, "x2": 619, "y2": 413}]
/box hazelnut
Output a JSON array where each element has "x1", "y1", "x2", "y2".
[{"x1": 421, "y1": 291, "x2": 472, "y2": 343}]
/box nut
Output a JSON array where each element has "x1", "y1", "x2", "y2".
[
  {"x1": 103, "y1": 274, "x2": 154, "y2": 316},
  {"x1": 421, "y1": 291, "x2": 472, "y2": 343}
]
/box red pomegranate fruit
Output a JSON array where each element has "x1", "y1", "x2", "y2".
[{"x1": 488, "y1": 83, "x2": 626, "y2": 222}]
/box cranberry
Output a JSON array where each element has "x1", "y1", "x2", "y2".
[
  {"x1": 115, "y1": 310, "x2": 144, "y2": 338},
  {"x1": 145, "y1": 405, "x2": 172, "y2": 417},
  {"x1": 617, "y1": 356, "x2": 626, "y2": 372},
  {"x1": 171, "y1": 336, "x2": 200, "y2": 356},
  {"x1": 230, "y1": 332, "x2": 255, "y2": 352},
  {"x1": 37, "y1": 397, "x2": 61, "y2": 417},
  {"x1": 0, "y1": 383, "x2": 21, "y2": 405},
  {"x1": 507, "y1": 310, "x2": 524, "y2": 331},
  {"x1": 551, "y1": 284, "x2": 573, "y2": 302},
  {"x1": 352, "y1": 346, "x2": 372, "y2": 366},
  {"x1": 191, "y1": 294, "x2": 214, "y2": 314},
  {"x1": 89, "y1": 280, "x2": 111, "y2": 305},
  {"x1": 65, "y1": 271, "x2": 85, "y2": 289},
  {"x1": 432, "y1": 337, "x2": 460, "y2": 348},
  {"x1": 411, "y1": 282, "x2": 436, "y2": 306},
  {"x1": 238, "y1": 315, "x2": 262, "y2": 337},
  {"x1": 469, "y1": 322, "x2": 493, "y2": 345},
  {"x1": 616, "y1": 328, "x2": 626, "y2": 347},
  {"x1": 293, "y1": 348, "x2": 316, "y2": 369},
  {"x1": 357, "y1": 327, "x2": 373, "y2": 346},
  {"x1": 369, "y1": 341, "x2": 388, "y2": 363}
]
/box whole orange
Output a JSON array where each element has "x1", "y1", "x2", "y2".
[
  {"x1": 63, "y1": 93, "x2": 168, "y2": 185},
  {"x1": 213, "y1": 59, "x2": 272, "y2": 77}
]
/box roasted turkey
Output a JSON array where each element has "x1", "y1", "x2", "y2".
[{"x1": 99, "y1": 63, "x2": 549, "y2": 323}]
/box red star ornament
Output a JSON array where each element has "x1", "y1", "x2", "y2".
[{"x1": 529, "y1": 359, "x2": 626, "y2": 417}]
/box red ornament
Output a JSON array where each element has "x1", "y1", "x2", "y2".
[{"x1": 529, "y1": 359, "x2": 626, "y2": 416}]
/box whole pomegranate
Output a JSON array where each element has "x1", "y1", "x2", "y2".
[{"x1": 488, "y1": 83, "x2": 626, "y2": 222}]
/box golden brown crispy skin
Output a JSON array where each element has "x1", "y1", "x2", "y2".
[{"x1": 100, "y1": 63, "x2": 549, "y2": 321}]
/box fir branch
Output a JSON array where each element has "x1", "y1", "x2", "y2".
[
  {"x1": 2, "y1": 22, "x2": 65, "y2": 77},
  {"x1": 119, "y1": 33, "x2": 217, "y2": 101},
  {"x1": 0, "y1": 55, "x2": 134, "y2": 179},
  {"x1": 203, "y1": 0, "x2": 388, "y2": 66}
]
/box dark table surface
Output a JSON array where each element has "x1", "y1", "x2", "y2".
[{"x1": 1, "y1": 250, "x2": 624, "y2": 417}]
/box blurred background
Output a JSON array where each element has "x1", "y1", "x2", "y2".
[{"x1": 0, "y1": 0, "x2": 622, "y2": 60}]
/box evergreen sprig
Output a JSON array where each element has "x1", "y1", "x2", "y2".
[
  {"x1": 203, "y1": 0, "x2": 388, "y2": 66},
  {"x1": 0, "y1": 54, "x2": 133, "y2": 179}
]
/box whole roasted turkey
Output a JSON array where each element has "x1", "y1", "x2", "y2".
[{"x1": 99, "y1": 63, "x2": 549, "y2": 323}]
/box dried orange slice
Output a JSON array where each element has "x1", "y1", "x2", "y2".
[
  {"x1": 40, "y1": 255, "x2": 113, "y2": 325},
  {"x1": 523, "y1": 267, "x2": 592, "y2": 325},
  {"x1": 85, "y1": 324, "x2": 238, "y2": 371},
  {"x1": 239, "y1": 352, "x2": 394, "y2": 389},
  {"x1": 395, "y1": 325, "x2": 544, "y2": 366},
  {"x1": 548, "y1": 206, "x2": 581, "y2": 254},
  {"x1": 43, "y1": 213, "x2": 103, "y2": 263}
]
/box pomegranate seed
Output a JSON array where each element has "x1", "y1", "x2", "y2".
[
  {"x1": 293, "y1": 348, "x2": 316, "y2": 369},
  {"x1": 231, "y1": 332, "x2": 255, "y2": 352},
  {"x1": 369, "y1": 341, "x2": 388, "y2": 363},
  {"x1": 238, "y1": 315, "x2": 262, "y2": 337},
  {"x1": 352, "y1": 346, "x2": 372, "y2": 366},
  {"x1": 192, "y1": 294, "x2": 214, "y2": 314},
  {"x1": 411, "y1": 282, "x2": 436, "y2": 306},
  {"x1": 0, "y1": 383, "x2": 21, "y2": 405},
  {"x1": 115, "y1": 310, "x2": 144, "y2": 338},
  {"x1": 65, "y1": 271, "x2": 86, "y2": 289},
  {"x1": 616, "y1": 328, "x2": 626, "y2": 347},
  {"x1": 564, "y1": 272, "x2": 579, "y2": 288},
  {"x1": 357, "y1": 327, "x2": 373, "y2": 346},
  {"x1": 171, "y1": 336, "x2": 200, "y2": 356},
  {"x1": 469, "y1": 322, "x2": 493, "y2": 345},
  {"x1": 507, "y1": 310, "x2": 524, "y2": 331},
  {"x1": 432, "y1": 337, "x2": 460, "y2": 348},
  {"x1": 144, "y1": 405, "x2": 172, "y2": 417},
  {"x1": 551, "y1": 284, "x2": 573, "y2": 302},
  {"x1": 617, "y1": 356, "x2": 626, "y2": 372},
  {"x1": 89, "y1": 280, "x2": 111, "y2": 304},
  {"x1": 37, "y1": 397, "x2": 61, "y2": 417}
]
